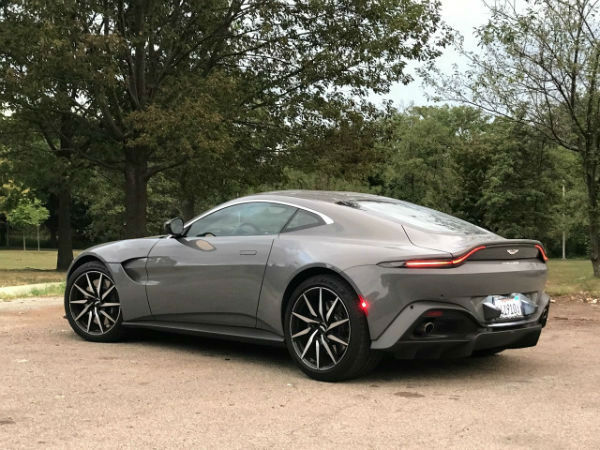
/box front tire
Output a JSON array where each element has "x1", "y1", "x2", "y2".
[
  {"x1": 284, "y1": 274, "x2": 380, "y2": 381},
  {"x1": 64, "y1": 261, "x2": 124, "y2": 342}
]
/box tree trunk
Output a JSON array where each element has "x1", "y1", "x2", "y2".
[
  {"x1": 22, "y1": 232, "x2": 26, "y2": 251},
  {"x1": 46, "y1": 194, "x2": 58, "y2": 248},
  {"x1": 47, "y1": 225, "x2": 57, "y2": 248},
  {"x1": 56, "y1": 185, "x2": 74, "y2": 271},
  {"x1": 180, "y1": 170, "x2": 196, "y2": 220},
  {"x1": 124, "y1": 156, "x2": 148, "y2": 239},
  {"x1": 182, "y1": 196, "x2": 196, "y2": 222},
  {"x1": 37, "y1": 225, "x2": 40, "y2": 251},
  {"x1": 585, "y1": 165, "x2": 600, "y2": 276},
  {"x1": 588, "y1": 212, "x2": 600, "y2": 277}
]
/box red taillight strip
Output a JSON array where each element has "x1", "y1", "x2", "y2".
[
  {"x1": 405, "y1": 245, "x2": 487, "y2": 268},
  {"x1": 535, "y1": 244, "x2": 548, "y2": 261}
]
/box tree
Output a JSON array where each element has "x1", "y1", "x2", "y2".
[
  {"x1": 0, "y1": 0, "x2": 452, "y2": 238},
  {"x1": 0, "y1": 118, "x2": 86, "y2": 269},
  {"x1": 430, "y1": 0, "x2": 600, "y2": 275},
  {"x1": 7, "y1": 198, "x2": 49, "y2": 251},
  {"x1": 374, "y1": 106, "x2": 568, "y2": 247}
]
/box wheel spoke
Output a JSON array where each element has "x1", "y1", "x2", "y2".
[
  {"x1": 316, "y1": 339, "x2": 320, "y2": 369},
  {"x1": 327, "y1": 334, "x2": 348, "y2": 346},
  {"x1": 69, "y1": 299, "x2": 88, "y2": 304},
  {"x1": 74, "y1": 303, "x2": 92, "y2": 321},
  {"x1": 300, "y1": 330, "x2": 319, "y2": 359},
  {"x1": 74, "y1": 284, "x2": 93, "y2": 298},
  {"x1": 325, "y1": 297, "x2": 339, "y2": 322},
  {"x1": 99, "y1": 302, "x2": 120, "y2": 308},
  {"x1": 326, "y1": 318, "x2": 349, "y2": 332},
  {"x1": 321, "y1": 335, "x2": 337, "y2": 363},
  {"x1": 99, "y1": 310, "x2": 116, "y2": 324},
  {"x1": 85, "y1": 273, "x2": 94, "y2": 294},
  {"x1": 318, "y1": 288, "x2": 324, "y2": 320},
  {"x1": 96, "y1": 273, "x2": 103, "y2": 298},
  {"x1": 101, "y1": 285, "x2": 115, "y2": 300},
  {"x1": 292, "y1": 327, "x2": 311, "y2": 339},
  {"x1": 292, "y1": 312, "x2": 318, "y2": 324},
  {"x1": 94, "y1": 308, "x2": 104, "y2": 334},
  {"x1": 303, "y1": 294, "x2": 317, "y2": 317},
  {"x1": 86, "y1": 311, "x2": 92, "y2": 332}
]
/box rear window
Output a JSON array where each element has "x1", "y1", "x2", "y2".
[{"x1": 356, "y1": 201, "x2": 486, "y2": 235}]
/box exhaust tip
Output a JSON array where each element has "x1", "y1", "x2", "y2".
[
  {"x1": 423, "y1": 322, "x2": 435, "y2": 335},
  {"x1": 415, "y1": 321, "x2": 435, "y2": 336}
]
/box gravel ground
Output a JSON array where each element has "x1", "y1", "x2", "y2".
[{"x1": 1, "y1": 297, "x2": 599, "y2": 449}]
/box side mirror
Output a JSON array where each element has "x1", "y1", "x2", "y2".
[{"x1": 164, "y1": 217, "x2": 185, "y2": 237}]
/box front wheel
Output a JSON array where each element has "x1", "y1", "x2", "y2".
[
  {"x1": 284, "y1": 274, "x2": 380, "y2": 381},
  {"x1": 64, "y1": 261, "x2": 124, "y2": 342}
]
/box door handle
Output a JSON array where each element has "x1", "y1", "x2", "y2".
[{"x1": 239, "y1": 250, "x2": 257, "y2": 255}]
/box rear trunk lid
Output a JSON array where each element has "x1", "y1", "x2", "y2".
[{"x1": 402, "y1": 225, "x2": 544, "y2": 261}]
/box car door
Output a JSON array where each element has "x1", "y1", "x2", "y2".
[{"x1": 145, "y1": 202, "x2": 297, "y2": 327}]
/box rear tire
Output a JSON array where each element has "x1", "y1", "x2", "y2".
[
  {"x1": 64, "y1": 261, "x2": 124, "y2": 343},
  {"x1": 472, "y1": 348, "x2": 504, "y2": 357},
  {"x1": 284, "y1": 274, "x2": 379, "y2": 381}
]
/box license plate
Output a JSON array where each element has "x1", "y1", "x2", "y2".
[{"x1": 494, "y1": 298, "x2": 523, "y2": 319}]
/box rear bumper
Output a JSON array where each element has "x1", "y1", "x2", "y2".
[
  {"x1": 385, "y1": 324, "x2": 542, "y2": 359},
  {"x1": 371, "y1": 294, "x2": 550, "y2": 358}
]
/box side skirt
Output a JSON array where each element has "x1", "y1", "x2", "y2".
[{"x1": 122, "y1": 320, "x2": 285, "y2": 347}]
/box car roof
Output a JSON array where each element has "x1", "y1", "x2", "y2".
[{"x1": 254, "y1": 190, "x2": 396, "y2": 204}]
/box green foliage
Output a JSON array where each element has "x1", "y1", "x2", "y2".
[
  {"x1": 0, "y1": 0, "x2": 452, "y2": 237},
  {"x1": 384, "y1": 111, "x2": 560, "y2": 242},
  {"x1": 261, "y1": 104, "x2": 585, "y2": 256},
  {"x1": 0, "y1": 1, "x2": 590, "y2": 261},
  {"x1": 428, "y1": 0, "x2": 600, "y2": 273},
  {"x1": 7, "y1": 198, "x2": 49, "y2": 229}
]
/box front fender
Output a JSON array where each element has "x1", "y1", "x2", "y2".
[{"x1": 66, "y1": 238, "x2": 161, "y2": 321}]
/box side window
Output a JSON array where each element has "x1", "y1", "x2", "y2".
[
  {"x1": 187, "y1": 202, "x2": 296, "y2": 237},
  {"x1": 283, "y1": 209, "x2": 324, "y2": 232}
]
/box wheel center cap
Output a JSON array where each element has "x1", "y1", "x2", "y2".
[
  {"x1": 319, "y1": 323, "x2": 327, "y2": 332},
  {"x1": 94, "y1": 300, "x2": 101, "y2": 306}
]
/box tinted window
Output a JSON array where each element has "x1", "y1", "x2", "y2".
[
  {"x1": 356, "y1": 200, "x2": 486, "y2": 235},
  {"x1": 283, "y1": 209, "x2": 324, "y2": 232},
  {"x1": 187, "y1": 202, "x2": 296, "y2": 237}
]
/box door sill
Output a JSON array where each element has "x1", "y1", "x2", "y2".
[{"x1": 122, "y1": 320, "x2": 285, "y2": 346}]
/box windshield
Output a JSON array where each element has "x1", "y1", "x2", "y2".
[{"x1": 356, "y1": 200, "x2": 487, "y2": 235}]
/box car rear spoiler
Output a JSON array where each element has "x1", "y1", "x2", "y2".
[{"x1": 380, "y1": 240, "x2": 548, "y2": 269}]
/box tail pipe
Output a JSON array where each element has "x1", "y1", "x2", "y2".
[{"x1": 416, "y1": 321, "x2": 435, "y2": 336}]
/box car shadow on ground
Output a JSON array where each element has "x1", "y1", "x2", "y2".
[
  {"x1": 120, "y1": 329, "x2": 533, "y2": 383},
  {"x1": 124, "y1": 328, "x2": 293, "y2": 363}
]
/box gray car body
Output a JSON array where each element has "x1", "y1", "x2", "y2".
[{"x1": 67, "y1": 191, "x2": 549, "y2": 350}]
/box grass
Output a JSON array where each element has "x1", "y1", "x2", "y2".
[
  {"x1": 1, "y1": 249, "x2": 599, "y2": 298},
  {"x1": 0, "y1": 249, "x2": 61, "y2": 270},
  {"x1": 546, "y1": 259, "x2": 600, "y2": 297},
  {"x1": 0, "y1": 282, "x2": 66, "y2": 301},
  {"x1": 0, "y1": 250, "x2": 69, "y2": 287}
]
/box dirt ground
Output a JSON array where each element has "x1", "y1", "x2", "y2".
[{"x1": 1, "y1": 297, "x2": 600, "y2": 449}]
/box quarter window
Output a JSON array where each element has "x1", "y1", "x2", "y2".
[
  {"x1": 187, "y1": 202, "x2": 297, "y2": 237},
  {"x1": 283, "y1": 209, "x2": 324, "y2": 232}
]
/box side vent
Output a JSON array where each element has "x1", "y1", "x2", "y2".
[{"x1": 122, "y1": 258, "x2": 148, "y2": 283}]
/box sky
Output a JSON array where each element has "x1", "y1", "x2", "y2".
[{"x1": 374, "y1": 0, "x2": 491, "y2": 108}]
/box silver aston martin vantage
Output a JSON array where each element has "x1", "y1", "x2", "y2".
[{"x1": 64, "y1": 191, "x2": 550, "y2": 381}]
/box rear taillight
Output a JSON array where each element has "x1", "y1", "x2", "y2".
[
  {"x1": 535, "y1": 244, "x2": 548, "y2": 261},
  {"x1": 404, "y1": 246, "x2": 486, "y2": 269}
]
